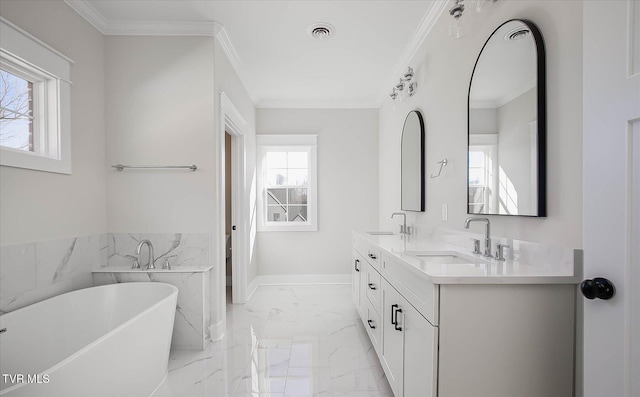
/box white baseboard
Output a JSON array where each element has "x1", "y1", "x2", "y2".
[
  {"x1": 252, "y1": 274, "x2": 351, "y2": 286},
  {"x1": 246, "y1": 277, "x2": 260, "y2": 301}
]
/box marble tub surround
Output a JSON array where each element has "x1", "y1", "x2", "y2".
[
  {"x1": 152, "y1": 285, "x2": 393, "y2": 397},
  {"x1": 355, "y1": 227, "x2": 582, "y2": 284},
  {"x1": 105, "y1": 232, "x2": 210, "y2": 269},
  {"x1": 93, "y1": 266, "x2": 214, "y2": 350},
  {"x1": 0, "y1": 234, "x2": 102, "y2": 314}
]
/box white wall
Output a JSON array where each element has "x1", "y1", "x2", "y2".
[
  {"x1": 256, "y1": 109, "x2": 379, "y2": 275},
  {"x1": 0, "y1": 0, "x2": 106, "y2": 245},
  {"x1": 105, "y1": 36, "x2": 217, "y2": 234},
  {"x1": 497, "y1": 88, "x2": 536, "y2": 215},
  {"x1": 379, "y1": 0, "x2": 583, "y2": 248}
]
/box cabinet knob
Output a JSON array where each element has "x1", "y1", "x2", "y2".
[
  {"x1": 580, "y1": 277, "x2": 615, "y2": 300},
  {"x1": 368, "y1": 283, "x2": 377, "y2": 290},
  {"x1": 354, "y1": 259, "x2": 360, "y2": 272},
  {"x1": 367, "y1": 319, "x2": 376, "y2": 329}
]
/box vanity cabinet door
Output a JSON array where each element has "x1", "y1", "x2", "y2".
[
  {"x1": 381, "y1": 278, "x2": 438, "y2": 397},
  {"x1": 381, "y1": 279, "x2": 405, "y2": 397}
]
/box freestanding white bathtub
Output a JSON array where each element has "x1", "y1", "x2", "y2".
[{"x1": 0, "y1": 282, "x2": 178, "y2": 397}]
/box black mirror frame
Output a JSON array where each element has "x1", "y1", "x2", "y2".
[
  {"x1": 467, "y1": 19, "x2": 547, "y2": 217},
  {"x1": 401, "y1": 110, "x2": 426, "y2": 212}
]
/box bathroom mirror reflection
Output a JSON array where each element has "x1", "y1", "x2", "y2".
[
  {"x1": 401, "y1": 110, "x2": 425, "y2": 212},
  {"x1": 468, "y1": 19, "x2": 546, "y2": 217}
]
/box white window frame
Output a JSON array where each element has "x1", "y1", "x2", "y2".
[
  {"x1": 257, "y1": 134, "x2": 318, "y2": 232},
  {"x1": 0, "y1": 17, "x2": 73, "y2": 174}
]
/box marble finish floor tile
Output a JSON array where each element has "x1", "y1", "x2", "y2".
[{"x1": 153, "y1": 285, "x2": 393, "y2": 397}]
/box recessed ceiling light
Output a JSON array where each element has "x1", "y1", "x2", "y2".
[
  {"x1": 504, "y1": 26, "x2": 530, "y2": 41},
  {"x1": 308, "y1": 23, "x2": 335, "y2": 40}
]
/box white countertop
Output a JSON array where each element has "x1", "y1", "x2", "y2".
[
  {"x1": 93, "y1": 265, "x2": 214, "y2": 274},
  {"x1": 355, "y1": 230, "x2": 581, "y2": 285}
]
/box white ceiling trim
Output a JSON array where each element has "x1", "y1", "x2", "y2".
[
  {"x1": 64, "y1": 0, "x2": 109, "y2": 34},
  {"x1": 64, "y1": 0, "x2": 222, "y2": 36},
  {"x1": 375, "y1": 0, "x2": 448, "y2": 106},
  {"x1": 257, "y1": 99, "x2": 379, "y2": 109},
  {"x1": 215, "y1": 28, "x2": 241, "y2": 70}
]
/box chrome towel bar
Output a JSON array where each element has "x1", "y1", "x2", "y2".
[{"x1": 111, "y1": 164, "x2": 197, "y2": 172}]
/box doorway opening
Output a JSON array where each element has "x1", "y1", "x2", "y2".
[{"x1": 225, "y1": 131, "x2": 233, "y2": 300}]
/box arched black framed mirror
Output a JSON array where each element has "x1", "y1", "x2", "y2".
[
  {"x1": 401, "y1": 110, "x2": 425, "y2": 212},
  {"x1": 467, "y1": 19, "x2": 546, "y2": 217}
]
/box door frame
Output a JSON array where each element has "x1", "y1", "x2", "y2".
[{"x1": 218, "y1": 92, "x2": 247, "y2": 311}]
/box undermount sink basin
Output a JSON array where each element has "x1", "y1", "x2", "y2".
[
  {"x1": 366, "y1": 231, "x2": 394, "y2": 235},
  {"x1": 407, "y1": 251, "x2": 488, "y2": 265}
]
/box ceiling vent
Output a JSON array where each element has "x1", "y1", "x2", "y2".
[
  {"x1": 308, "y1": 23, "x2": 335, "y2": 40},
  {"x1": 504, "y1": 27, "x2": 530, "y2": 41}
]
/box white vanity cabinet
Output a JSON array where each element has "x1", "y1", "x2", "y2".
[
  {"x1": 352, "y1": 233, "x2": 577, "y2": 397},
  {"x1": 354, "y1": 239, "x2": 438, "y2": 397}
]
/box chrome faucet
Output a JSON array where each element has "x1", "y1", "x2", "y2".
[
  {"x1": 133, "y1": 240, "x2": 155, "y2": 270},
  {"x1": 464, "y1": 217, "x2": 492, "y2": 258},
  {"x1": 391, "y1": 212, "x2": 410, "y2": 235}
]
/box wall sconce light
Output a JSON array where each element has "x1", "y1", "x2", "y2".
[
  {"x1": 389, "y1": 67, "x2": 417, "y2": 101},
  {"x1": 448, "y1": 0, "x2": 497, "y2": 39},
  {"x1": 448, "y1": 0, "x2": 465, "y2": 39}
]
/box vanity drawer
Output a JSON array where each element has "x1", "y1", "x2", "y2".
[
  {"x1": 364, "y1": 299, "x2": 381, "y2": 352},
  {"x1": 382, "y1": 253, "x2": 439, "y2": 325},
  {"x1": 365, "y1": 263, "x2": 382, "y2": 315},
  {"x1": 354, "y1": 236, "x2": 381, "y2": 271}
]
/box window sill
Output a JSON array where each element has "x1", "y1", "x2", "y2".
[
  {"x1": 0, "y1": 147, "x2": 71, "y2": 174},
  {"x1": 258, "y1": 224, "x2": 317, "y2": 232}
]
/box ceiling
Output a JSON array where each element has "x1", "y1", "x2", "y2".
[
  {"x1": 469, "y1": 20, "x2": 537, "y2": 108},
  {"x1": 65, "y1": 0, "x2": 446, "y2": 108}
]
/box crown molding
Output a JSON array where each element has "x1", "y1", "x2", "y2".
[
  {"x1": 216, "y1": 28, "x2": 241, "y2": 70},
  {"x1": 64, "y1": 0, "x2": 222, "y2": 36},
  {"x1": 375, "y1": 0, "x2": 448, "y2": 106},
  {"x1": 64, "y1": 0, "x2": 108, "y2": 34}
]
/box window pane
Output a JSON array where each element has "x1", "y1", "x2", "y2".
[
  {"x1": 469, "y1": 186, "x2": 485, "y2": 204},
  {"x1": 469, "y1": 151, "x2": 485, "y2": 168},
  {"x1": 266, "y1": 151, "x2": 287, "y2": 169},
  {"x1": 288, "y1": 152, "x2": 308, "y2": 169},
  {"x1": 469, "y1": 168, "x2": 485, "y2": 185},
  {"x1": 0, "y1": 70, "x2": 31, "y2": 115},
  {"x1": 0, "y1": 118, "x2": 31, "y2": 151},
  {"x1": 288, "y1": 169, "x2": 308, "y2": 186},
  {"x1": 267, "y1": 205, "x2": 287, "y2": 222},
  {"x1": 288, "y1": 188, "x2": 307, "y2": 205},
  {"x1": 267, "y1": 188, "x2": 287, "y2": 205},
  {"x1": 288, "y1": 205, "x2": 307, "y2": 222},
  {"x1": 1, "y1": 70, "x2": 33, "y2": 152},
  {"x1": 267, "y1": 169, "x2": 288, "y2": 185}
]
